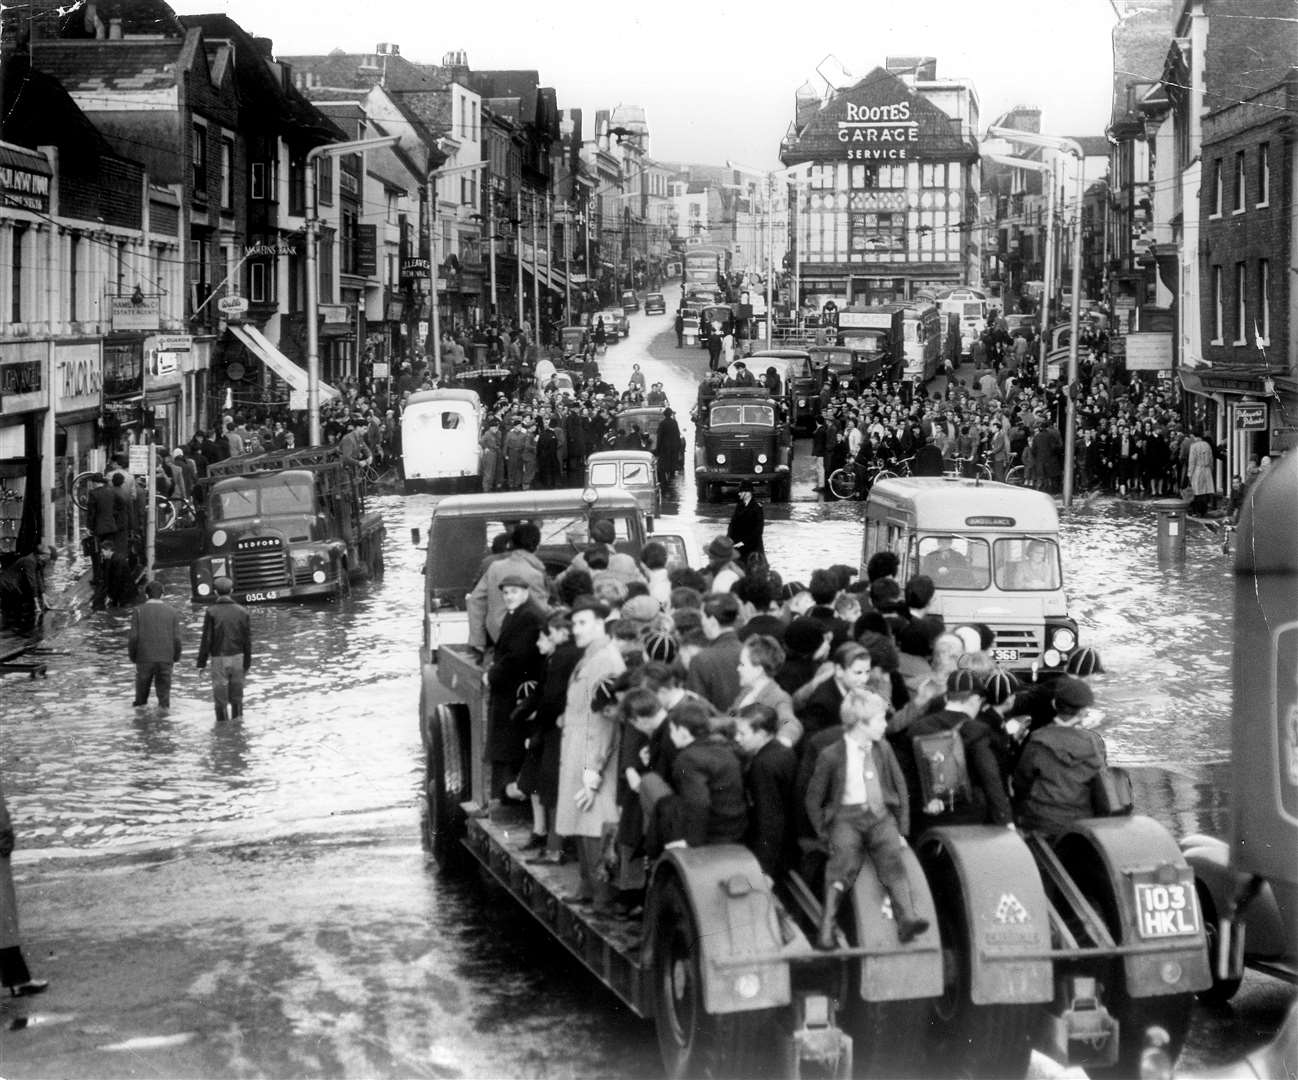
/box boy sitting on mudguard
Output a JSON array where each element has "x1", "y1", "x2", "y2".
[{"x1": 804, "y1": 689, "x2": 929, "y2": 950}]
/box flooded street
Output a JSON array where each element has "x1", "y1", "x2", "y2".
[{"x1": 0, "y1": 314, "x2": 1283, "y2": 1077}]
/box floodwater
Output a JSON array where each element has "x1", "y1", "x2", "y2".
[{"x1": 0, "y1": 315, "x2": 1253, "y2": 1077}]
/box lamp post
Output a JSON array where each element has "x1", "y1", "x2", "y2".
[
  {"x1": 306, "y1": 134, "x2": 399, "y2": 446},
  {"x1": 988, "y1": 126, "x2": 1086, "y2": 508}
]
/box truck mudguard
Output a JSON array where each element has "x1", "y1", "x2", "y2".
[
  {"x1": 919, "y1": 825, "x2": 1054, "y2": 1005},
  {"x1": 849, "y1": 843, "x2": 943, "y2": 1001},
  {"x1": 650, "y1": 845, "x2": 792, "y2": 1016},
  {"x1": 1181, "y1": 833, "x2": 1290, "y2": 958},
  {"x1": 1059, "y1": 816, "x2": 1210, "y2": 998}
]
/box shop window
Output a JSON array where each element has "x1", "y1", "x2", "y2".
[
  {"x1": 1234, "y1": 262, "x2": 1246, "y2": 344},
  {"x1": 288, "y1": 157, "x2": 306, "y2": 216},
  {"x1": 68, "y1": 233, "x2": 80, "y2": 321},
  {"x1": 318, "y1": 234, "x2": 334, "y2": 303},
  {"x1": 1258, "y1": 259, "x2": 1270, "y2": 344}
]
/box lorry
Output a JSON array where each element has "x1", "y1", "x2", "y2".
[
  {"x1": 190, "y1": 445, "x2": 385, "y2": 604},
  {"x1": 836, "y1": 304, "x2": 905, "y2": 380},
  {"x1": 694, "y1": 387, "x2": 792, "y2": 502},
  {"x1": 420, "y1": 486, "x2": 1211, "y2": 1079}
]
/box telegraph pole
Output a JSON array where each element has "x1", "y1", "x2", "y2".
[
  {"x1": 488, "y1": 191, "x2": 498, "y2": 321},
  {"x1": 515, "y1": 191, "x2": 524, "y2": 327}
]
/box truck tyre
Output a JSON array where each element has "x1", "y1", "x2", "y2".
[
  {"x1": 918, "y1": 844, "x2": 1034, "y2": 1079},
  {"x1": 423, "y1": 702, "x2": 471, "y2": 869},
  {"x1": 1194, "y1": 883, "x2": 1241, "y2": 1005},
  {"x1": 649, "y1": 876, "x2": 772, "y2": 1079},
  {"x1": 1057, "y1": 838, "x2": 1195, "y2": 1077}
]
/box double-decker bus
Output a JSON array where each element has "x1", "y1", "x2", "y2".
[{"x1": 682, "y1": 243, "x2": 731, "y2": 299}]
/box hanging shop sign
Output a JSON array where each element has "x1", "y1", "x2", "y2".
[
  {"x1": 1124, "y1": 332, "x2": 1174, "y2": 372},
  {"x1": 1231, "y1": 403, "x2": 1267, "y2": 431},
  {"x1": 402, "y1": 258, "x2": 431, "y2": 280}
]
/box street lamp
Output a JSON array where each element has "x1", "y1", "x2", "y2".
[
  {"x1": 306, "y1": 134, "x2": 399, "y2": 446},
  {"x1": 988, "y1": 126, "x2": 1087, "y2": 509}
]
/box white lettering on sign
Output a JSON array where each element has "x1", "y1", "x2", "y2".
[
  {"x1": 837, "y1": 126, "x2": 920, "y2": 144},
  {"x1": 845, "y1": 102, "x2": 912, "y2": 122},
  {"x1": 844, "y1": 148, "x2": 911, "y2": 160},
  {"x1": 59, "y1": 353, "x2": 102, "y2": 402},
  {"x1": 1134, "y1": 882, "x2": 1199, "y2": 938},
  {"x1": 0, "y1": 166, "x2": 50, "y2": 196}
]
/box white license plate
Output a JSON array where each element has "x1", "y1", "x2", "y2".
[
  {"x1": 993, "y1": 648, "x2": 1020, "y2": 662},
  {"x1": 1133, "y1": 881, "x2": 1200, "y2": 938},
  {"x1": 243, "y1": 590, "x2": 280, "y2": 603}
]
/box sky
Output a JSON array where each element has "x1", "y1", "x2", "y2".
[{"x1": 168, "y1": 0, "x2": 1124, "y2": 168}]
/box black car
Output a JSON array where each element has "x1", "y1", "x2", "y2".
[{"x1": 644, "y1": 292, "x2": 666, "y2": 315}]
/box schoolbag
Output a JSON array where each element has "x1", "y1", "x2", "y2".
[{"x1": 912, "y1": 723, "x2": 971, "y2": 812}]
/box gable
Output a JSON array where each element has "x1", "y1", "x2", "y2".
[{"x1": 781, "y1": 67, "x2": 975, "y2": 165}]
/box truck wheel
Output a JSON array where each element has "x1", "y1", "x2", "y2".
[
  {"x1": 423, "y1": 702, "x2": 470, "y2": 869},
  {"x1": 1057, "y1": 841, "x2": 1195, "y2": 1077},
  {"x1": 370, "y1": 537, "x2": 385, "y2": 581},
  {"x1": 846, "y1": 980, "x2": 928, "y2": 1078},
  {"x1": 918, "y1": 845, "x2": 1034, "y2": 1079},
  {"x1": 1195, "y1": 883, "x2": 1241, "y2": 1006},
  {"x1": 650, "y1": 876, "x2": 772, "y2": 1079}
]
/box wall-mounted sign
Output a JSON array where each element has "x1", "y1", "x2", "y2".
[
  {"x1": 111, "y1": 296, "x2": 160, "y2": 331},
  {"x1": 156, "y1": 335, "x2": 193, "y2": 353},
  {"x1": 1124, "y1": 332, "x2": 1173, "y2": 372},
  {"x1": 244, "y1": 239, "x2": 296, "y2": 257},
  {"x1": 55, "y1": 343, "x2": 102, "y2": 414},
  {"x1": 0, "y1": 341, "x2": 48, "y2": 415},
  {"x1": 217, "y1": 296, "x2": 249, "y2": 317},
  {"x1": 320, "y1": 304, "x2": 350, "y2": 325},
  {"x1": 402, "y1": 258, "x2": 431, "y2": 279},
  {"x1": 836, "y1": 100, "x2": 919, "y2": 161},
  {"x1": 0, "y1": 160, "x2": 51, "y2": 213},
  {"x1": 356, "y1": 224, "x2": 378, "y2": 277},
  {"x1": 1232, "y1": 403, "x2": 1267, "y2": 431}
]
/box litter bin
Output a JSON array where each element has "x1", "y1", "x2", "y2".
[{"x1": 1152, "y1": 497, "x2": 1190, "y2": 559}]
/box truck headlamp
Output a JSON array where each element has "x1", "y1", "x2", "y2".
[
  {"x1": 714, "y1": 453, "x2": 726, "y2": 465},
  {"x1": 1051, "y1": 627, "x2": 1077, "y2": 652},
  {"x1": 312, "y1": 570, "x2": 327, "y2": 584},
  {"x1": 196, "y1": 582, "x2": 212, "y2": 597},
  {"x1": 757, "y1": 454, "x2": 768, "y2": 464},
  {"x1": 211, "y1": 529, "x2": 228, "y2": 548}
]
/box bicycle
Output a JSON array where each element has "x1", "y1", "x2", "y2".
[
  {"x1": 70, "y1": 471, "x2": 195, "y2": 532},
  {"x1": 826, "y1": 456, "x2": 912, "y2": 500},
  {"x1": 943, "y1": 455, "x2": 994, "y2": 482},
  {"x1": 1003, "y1": 464, "x2": 1027, "y2": 486}
]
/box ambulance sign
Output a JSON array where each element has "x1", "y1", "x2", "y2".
[{"x1": 1132, "y1": 877, "x2": 1200, "y2": 938}]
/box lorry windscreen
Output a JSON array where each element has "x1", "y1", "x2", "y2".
[
  {"x1": 710, "y1": 405, "x2": 774, "y2": 428},
  {"x1": 210, "y1": 477, "x2": 315, "y2": 522}
]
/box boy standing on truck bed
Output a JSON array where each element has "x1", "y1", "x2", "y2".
[{"x1": 805, "y1": 690, "x2": 928, "y2": 950}]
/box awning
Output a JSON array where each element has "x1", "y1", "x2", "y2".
[
  {"x1": 229, "y1": 324, "x2": 339, "y2": 410},
  {"x1": 522, "y1": 262, "x2": 569, "y2": 295}
]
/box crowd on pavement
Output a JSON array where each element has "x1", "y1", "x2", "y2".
[{"x1": 467, "y1": 512, "x2": 1113, "y2": 945}]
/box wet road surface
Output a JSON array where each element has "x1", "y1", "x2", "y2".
[{"x1": 0, "y1": 310, "x2": 1290, "y2": 1076}]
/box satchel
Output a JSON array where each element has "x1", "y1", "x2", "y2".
[{"x1": 1091, "y1": 765, "x2": 1134, "y2": 816}]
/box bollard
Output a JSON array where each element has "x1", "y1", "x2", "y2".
[{"x1": 1152, "y1": 498, "x2": 1190, "y2": 560}]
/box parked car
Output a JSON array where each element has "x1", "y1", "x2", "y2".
[
  {"x1": 620, "y1": 290, "x2": 639, "y2": 314},
  {"x1": 644, "y1": 292, "x2": 666, "y2": 315}
]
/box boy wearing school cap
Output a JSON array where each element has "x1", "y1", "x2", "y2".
[
  {"x1": 1012, "y1": 676, "x2": 1107, "y2": 840},
  {"x1": 893, "y1": 669, "x2": 1013, "y2": 829}
]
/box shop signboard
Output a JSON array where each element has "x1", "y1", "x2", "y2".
[
  {"x1": 402, "y1": 258, "x2": 431, "y2": 280},
  {"x1": 320, "y1": 304, "x2": 351, "y2": 325},
  {"x1": 0, "y1": 341, "x2": 46, "y2": 415},
  {"x1": 356, "y1": 225, "x2": 378, "y2": 277},
  {"x1": 1232, "y1": 403, "x2": 1267, "y2": 431},
  {"x1": 54, "y1": 343, "x2": 102, "y2": 414},
  {"x1": 0, "y1": 154, "x2": 52, "y2": 213},
  {"x1": 110, "y1": 295, "x2": 161, "y2": 332},
  {"x1": 1124, "y1": 332, "x2": 1173, "y2": 372}
]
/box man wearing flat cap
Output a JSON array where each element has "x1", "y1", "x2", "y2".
[{"x1": 485, "y1": 575, "x2": 548, "y2": 799}]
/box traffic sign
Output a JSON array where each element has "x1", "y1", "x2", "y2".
[{"x1": 217, "y1": 295, "x2": 249, "y2": 316}]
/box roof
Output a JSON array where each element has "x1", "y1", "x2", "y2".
[
  {"x1": 467, "y1": 69, "x2": 538, "y2": 117},
  {"x1": 28, "y1": 38, "x2": 182, "y2": 95},
  {"x1": 406, "y1": 388, "x2": 481, "y2": 407},
  {"x1": 1066, "y1": 135, "x2": 1111, "y2": 158},
  {"x1": 430, "y1": 488, "x2": 640, "y2": 520},
  {"x1": 869, "y1": 478, "x2": 1061, "y2": 527},
  {"x1": 0, "y1": 55, "x2": 116, "y2": 165},
  {"x1": 1109, "y1": 3, "x2": 1176, "y2": 130},
  {"x1": 587, "y1": 449, "x2": 655, "y2": 463}
]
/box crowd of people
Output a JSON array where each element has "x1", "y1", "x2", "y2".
[{"x1": 468, "y1": 518, "x2": 1115, "y2": 944}]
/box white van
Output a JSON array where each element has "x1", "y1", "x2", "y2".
[
  {"x1": 402, "y1": 389, "x2": 483, "y2": 494},
  {"x1": 862, "y1": 477, "x2": 1080, "y2": 676}
]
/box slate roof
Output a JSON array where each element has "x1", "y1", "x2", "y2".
[
  {"x1": 1068, "y1": 135, "x2": 1112, "y2": 158},
  {"x1": 281, "y1": 51, "x2": 452, "y2": 94},
  {"x1": 1, "y1": 0, "x2": 183, "y2": 42},
  {"x1": 468, "y1": 70, "x2": 539, "y2": 119},
  {"x1": 27, "y1": 39, "x2": 181, "y2": 94},
  {"x1": 0, "y1": 53, "x2": 116, "y2": 167}
]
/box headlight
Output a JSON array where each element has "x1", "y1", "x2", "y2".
[
  {"x1": 1042, "y1": 648, "x2": 1062, "y2": 668},
  {"x1": 754, "y1": 464, "x2": 764, "y2": 473},
  {"x1": 312, "y1": 570, "x2": 327, "y2": 584},
  {"x1": 733, "y1": 973, "x2": 761, "y2": 1000},
  {"x1": 1052, "y1": 627, "x2": 1077, "y2": 652},
  {"x1": 715, "y1": 453, "x2": 726, "y2": 465},
  {"x1": 211, "y1": 529, "x2": 228, "y2": 548},
  {"x1": 798, "y1": 398, "x2": 808, "y2": 407},
  {"x1": 757, "y1": 453, "x2": 768, "y2": 464},
  {"x1": 197, "y1": 582, "x2": 211, "y2": 597}
]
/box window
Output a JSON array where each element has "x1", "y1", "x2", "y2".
[
  {"x1": 1210, "y1": 159, "x2": 1222, "y2": 216},
  {"x1": 470, "y1": 100, "x2": 478, "y2": 141},
  {"x1": 251, "y1": 161, "x2": 265, "y2": 200},
  {"x1": 68, "y1": 233, "x2": 80, "y2": 320},
  {"x1": 318, "y1": 233, "x2": 334, "y2": 303},
  {"x1": 1234, "y1": 262, "x2": 1246, "y2": 343},
  {"x1": 10, "y1": 224, "x2": 25, "y2": 322},
  {"x1": 916, "y1": 535, "x2": 991, "y2": 590},
  {"x1": 1258, "y1": 259, "x2": 1270, "y2": 344},
  {"x1": 341, "y1": 208, "x2": 356, "y2": 275},
  {"x1": 1210, "y1": 266, "x2": 1222, "y2": 343},
  {"x1": 1257, "y1": 143, "x2": 1270, "y2": 206},
  {"x1": 192, "y1": 123, "x2": 207, "y2": 196},
  {"x1": 288, "y1": 157, "x2": 306, "y2": 216},
  {"x1": 249, "y1": 262, "x2": 267, "y2": 303},
  {"x1": 1233, "y1": 151, "x2": 1245, "y2": 212},
  {"x1": 993, "y1": 538, "x2": 1062, "y2": 591},
  {"x1": 221, "y1": 138, "x2": 234, "y2": 210},
  {"x1": 316, "y1": 155, "x2": 333, "y2": 207}
]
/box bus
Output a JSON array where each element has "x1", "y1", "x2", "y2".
[
  {"x1": 682, "y1": 243, "x2": 730, "y2": 297},
  {"x1": 900, "y1": 302, "x2": 943, "y2": 384},
  {"x1": 936, "y1": 287, "x2": 989, "y2": 358},
  {"x1": 862, "y1": 477, "x2": 1080, "y2": 676}
]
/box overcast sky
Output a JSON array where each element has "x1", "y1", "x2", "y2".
[{"x1": 171, "y1": 0, "x2": 1124, "y2": 168}]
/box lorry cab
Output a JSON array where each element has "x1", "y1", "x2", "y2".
[
  {"x1": 809, "y1": 344, "x2": 886, "y2": 390},
  {"x1": 836, "y1": 304, "x2": 905, "y2": 381},
  {"x1": 401, "y1": 388, "x2": 482, "y2": 494},
  {"x1": 586, "y1": 449, "x2": 660, "y2": 526},
  {"x1": 862, "y1": 477, "x2": 1079, "y2": 675},
  {"x1": 559, "y1": 325, "x2": 588, "y2": 358},
  {"x1": 748, "y1": 348, "x2": 816, "y2": 432},
  {"x1": 420, "y1": 489, "x2": 683, "y2": 658},
  {"x1": 695, "y1": 387, "x2": 792, "y2": 503}
]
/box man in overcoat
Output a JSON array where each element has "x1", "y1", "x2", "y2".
[{"x1": 486, "y1": 576, "x2": 547, "y2": 798}]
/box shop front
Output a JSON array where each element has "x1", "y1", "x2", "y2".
[
  {"x1": 143, "y1": 334, "x2": 188, "y2": 449},
  {"x1": 100, "y1": 335, "x2": 145, "y2": 459},
  {"x1": 0, "y1": 341, "x2": 52, "y2": 559}
]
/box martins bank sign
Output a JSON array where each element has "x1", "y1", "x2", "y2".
[{"x1": 836, "y1": 101, "x2": 919, "y2": 160}]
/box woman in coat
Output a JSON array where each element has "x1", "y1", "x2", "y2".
[
  {"x1": 1187, "y1": 431, "x2": 1216, "y2": 515},
  {"x1": 0, "y1": 787, "x2": 48, "y2": 997},
  {"x1": 555, "y1": 601, "x2": 627, "y2": 909}
]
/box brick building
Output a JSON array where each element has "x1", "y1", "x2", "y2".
[{"x1": 1194, "y1": 70, "x2": 1298, "y2": 473}]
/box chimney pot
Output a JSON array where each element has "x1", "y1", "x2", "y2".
[{"x1": 108, "y1": 17, "x2": 123, "y2": 39}]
